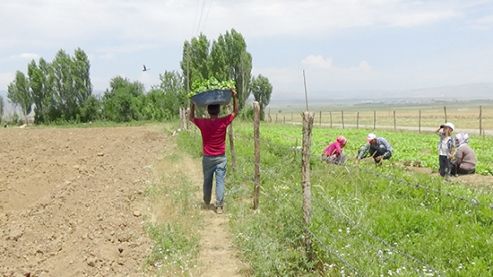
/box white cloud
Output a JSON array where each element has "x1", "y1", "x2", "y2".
[
  {"x1": 11, "y1": 53, "x2": 40, "y2": 60},
  {"x1": 470, "y1": 14, "x2": 493, "y2": 29},
  {"x1": 0, "y1": 0, "x2": 491, "y2": 93},
  {"x1": 0, "y1": 0, "x2": 473, "y2": 50},
  {"x1": 302, "y1": 55, "x2": 333, "y2": 69},
  {"x1": 255, "y1": 55, "x2": 379, "y2": 99}
]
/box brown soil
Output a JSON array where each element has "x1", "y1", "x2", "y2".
[
  {"x1": 406, "y1": 166, "x2": 493, "y2": 190},
  {"x1": 0, "y1": 126, "x2": 165, "y2": 276},
  {"x1": 0, "y1": 125, "x2": 248, "y2": 276}
]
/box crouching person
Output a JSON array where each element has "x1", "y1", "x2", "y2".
[
  {"x1": 321, "y1": 136, "x2": 347, "y2": 165},
  {"x1": 357, "y1": 133, "x2": 393, "y2": 164},
  {"x1": 452, "y1": 133, "x2": 476, "y2": 175}
]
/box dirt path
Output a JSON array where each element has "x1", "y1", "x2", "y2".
[{"x1": 177, "y1": 145, "x2": 248, "y2": 276}]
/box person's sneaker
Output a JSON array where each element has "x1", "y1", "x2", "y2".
[{"x1": 215, "y1": 206, "x2": 224, "y2": 214}]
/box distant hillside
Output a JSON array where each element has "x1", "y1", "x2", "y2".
[{"x1": 270, "y1": 83, "x2": 493, "y2": 106}]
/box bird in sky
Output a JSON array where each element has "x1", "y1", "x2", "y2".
[{"x1": 142, "y1": 65, "x2": 150, "y2": 72}]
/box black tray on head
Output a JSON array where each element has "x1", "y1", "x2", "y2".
[{"x1": 191, "y1": 89, "x2": 232, "y2": 106}]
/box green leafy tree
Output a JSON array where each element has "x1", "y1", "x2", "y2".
[
  {"x1": 250, "y1": 74, "x2": 273, "y2": 120},
  {"x1": 103, "y1": 76, "x2": 144, "y2": 122},
  {"x1": 27, "y1": 59, "x2": 47, "y2": 123},
  {"x1": 7, "y1": 71, "x2": 32, "y2": 124},
  {"x1": 38, "y1": 58, "x2": 56, "y2": 122},
  {"x1": 181, "y1": 34, "x2": 210, "y2": 92},
  {"x1": 208, "y1": 29, "x2": 252, "y2": 110},
  {"x1": 52, "y1": 49, "x2": 75, "y2": 119},
  {"x1": 50, "y1": 48, "x2": 92, "y2": 121},
  {"x1": 79, "y1": 95, "x2": 101, "y2": 122},
  {"x1": 72, "y1": 48, "x2": 92, "y2": 107}
]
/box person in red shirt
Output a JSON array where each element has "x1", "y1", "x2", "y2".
[
  {"x1": 189, "y1": 90, "x2": 238, "y2": 214},
  {"x1": 321, "y1": 136, "x2": 347, "y2": 165}
]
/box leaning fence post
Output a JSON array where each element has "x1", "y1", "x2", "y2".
[
  {"x1": 393, "y1": 110, "x2": 396, "y2": 131},
  {"x1": 228, "y1": 123, "x2": 237, "y2": 172},
  {"x1": 301, "y1": 111, "x2": 314, "y2": 261},
  {"x1": 329, "y1": 112, "x2": 333, "y2": 128},
  {"x1": 341, "y1": 110, "x2": 345, "y2": 129},
  {"x1": 373, "y1": 110, "x2": 376, "y2": 130},
  {"x1": 479, "y1": 105, "x2": 483, "y2": 136},
  {"x1": 356, "y1": 112, "x2": 360, "y2": 129},
  {"x1": 253, "y1": 102, "x2": 261, "y2": 210},
  {"x1": 419, "y1": 109, "x2": 422, "y2": 133},
  {"x1": 319, "y1": 111, "x2": 322, "y2": 126},
  {"x1": 444, "y1": 106, "x2": 447, "y2": 122}
]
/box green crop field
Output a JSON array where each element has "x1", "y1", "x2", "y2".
[{"x1": 179, "y1": 121, "x2": 493, "y2": 276}]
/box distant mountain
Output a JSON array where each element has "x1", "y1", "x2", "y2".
[
  {"x1": 405, "y1": 83, "x2": 493, "y2": 99},
  {"x1": 270, "y1": 83, "x2": 493, "y2": 106}
]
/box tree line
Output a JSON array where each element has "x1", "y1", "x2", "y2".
[{"x1": 5, "y1": 29, "x2": 272, "y2": 124}]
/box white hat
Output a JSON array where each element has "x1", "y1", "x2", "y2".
[
  {"x1": 367, "y1": 133, "x2": 377, "y2": 142},
  {"x1": 441, "y1": 122, "x2": 455, "y2": 131}
]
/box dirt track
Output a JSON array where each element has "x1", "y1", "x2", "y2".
[{"x1": 0, "y1": 126, "x2": 165, "y2": 276}]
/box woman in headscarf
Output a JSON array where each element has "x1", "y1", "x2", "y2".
[
  {"x1": 321, "y1": 136, "x2": 347, "y2": 165},
  {"x1": 451, "y1": 133, "x2": 477, "y2": 175}
]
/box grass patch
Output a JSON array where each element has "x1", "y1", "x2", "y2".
[{"x1": 143, "y1": 132, "x2": 200, "y2": 275}]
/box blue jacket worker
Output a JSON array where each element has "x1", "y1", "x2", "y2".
[{"x1": 357, "y1": 133, "x2": 393, "y2": 164}]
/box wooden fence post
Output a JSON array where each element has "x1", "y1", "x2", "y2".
[
  {"x1": 419, "y1": 109, "x2": 422, "y2": 133},
  {"x1": 228, "y1": 124, "x2": 237, "y2": 172},
  {"x1": 341, "y1": 110, "x2": 345, "y2": 129},
  {"x1": 179, "y1": 108, "x2": 184, "y2": 130},
  {"x1": 275, "y1": 113, "x2": 278, "y2": 123},
  {"x1": 444, "y1": 106, "x2": 447, "y2": 123},
  {"x1": 393, "y1": 110, "x2": 396, "y2": 131},
  {"x1": 283, "y1": 116, "x2": 286, "y2": 124},
  {"x1": 356, "y1": 112, "x2": 360, "y2": 129},
  {"x1": 301, "y1": 111, "x2": 314, "y2": 261},
  {"x1": 253, "y1": 102, "x2": 261, "y2": 210},
  {"x1": 373, "y1": 110, "x2": 376, "y2": 130},
  {"x1": 291, "y1": 112, "x2": 294, "y2": 122},
  {"x1": 319, "y1": 111, "x2": 322, "y2": 126},
  {"x1": 479, "y1": 105, "x2": 483, "y2": 136},
  {"x1": 329, "y1": 112, "x2": 333, "y2": 128},
  {"x1": 185, "y1": 108, "x2": 191, "y2": 130}
]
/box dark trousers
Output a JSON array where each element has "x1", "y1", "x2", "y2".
[
  {"x1": 373, "y1": 151, "x2": 392, "y2": 164},
  {"x1": 439, "y1": 155, "x2": 451, "y2": 177},
  {"x1": 451, "y1": 164, "x2": 475, "y2": 175}
]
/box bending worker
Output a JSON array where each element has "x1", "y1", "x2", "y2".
[
  {"x1": 452, "y1": 133, "x2": 476, "y2": 175},
  {"x1": 357, "y1": 133, "x2": 393, "y2": 164}
]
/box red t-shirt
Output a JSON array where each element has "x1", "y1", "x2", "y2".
[{"x1": 193, "y1": 114, "x2": 235, "y2": 156}]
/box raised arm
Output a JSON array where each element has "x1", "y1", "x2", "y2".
[
  {"x1": 189, "y1": 102, "x2": 195, "y2": 122},
  {"x1": 231, "y1": 89, "x2": 239, "y2": 117}
]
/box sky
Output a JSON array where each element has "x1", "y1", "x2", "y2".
[{"x1": 1, "y1": 0, "x2": 493, "y2": 101}]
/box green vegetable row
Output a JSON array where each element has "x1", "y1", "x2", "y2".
[{"x1": 187, "y1": 77, "x2": 236, "y2": 98}]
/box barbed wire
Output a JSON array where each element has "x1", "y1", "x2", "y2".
[
  {"x1": 273, "y1": 163, "x2": 442, "y2": 274},
  {"x1": 315, "y1": 193, "x2": 441, "y2": 276},
  {"x1": 308, "y1": 228, "x2": 360, "y2": 275}
]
